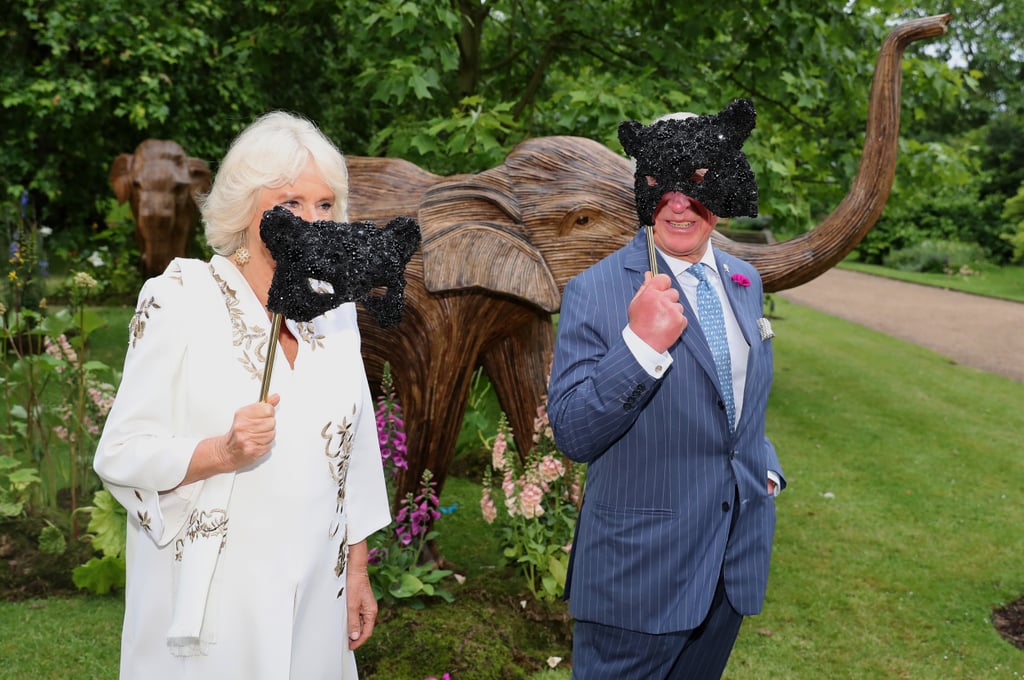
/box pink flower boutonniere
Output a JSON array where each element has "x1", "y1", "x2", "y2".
[{"x1": 731, "y1": 273, "x2": 751, "y2": 288}]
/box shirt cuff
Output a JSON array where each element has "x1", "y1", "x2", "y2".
[
  {"x1": 767, "y1": 470, "x2": 782, "y2": 496},
  {"x1": 622, "y1": 325, "x2": 672, "y2": 379}
]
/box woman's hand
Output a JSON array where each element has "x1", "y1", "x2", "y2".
[
  {"x1": 214, "y1": 394, "x2": 281, "y2": 472},
  {"x1": 173, "y1": 394, "x2": 281, "y2": 488},
  {"x1": 346, "y1": 540, "x2": 378, "y2": 650}
]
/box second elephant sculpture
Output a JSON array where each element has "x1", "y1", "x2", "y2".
[
  {"x1": 347, "y1": 14, "x2": 952, "y2": 511},
  {"x1": 110, "y1": 139, "x2": 212, "y2": 278}
]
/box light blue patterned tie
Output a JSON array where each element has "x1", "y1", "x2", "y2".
[{"x1": 688, "y1": 263, "x2": 736, "y2": 431}]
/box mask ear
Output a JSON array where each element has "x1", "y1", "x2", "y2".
[
  {"x1": 617, "y1": 120, "x2": 644, "y2": 159},
  {"x1": 718, "y1": 98, "x2": 756, "y2": 146}
]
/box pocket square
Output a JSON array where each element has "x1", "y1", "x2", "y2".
[{"x1": 757, "y1": 317, "x2": 775, "y2": 341}]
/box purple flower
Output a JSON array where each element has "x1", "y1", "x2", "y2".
[{"x1": 731, "y1": 273, "x2": 751, "y2": 287}]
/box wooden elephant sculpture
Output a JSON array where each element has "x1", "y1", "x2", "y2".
[
  {"x1": 110, "y1": 140, "x2": 212, "y2": 277},
  {"x1": 348, "y1": 13, "x2": 952, "y2": 509}
]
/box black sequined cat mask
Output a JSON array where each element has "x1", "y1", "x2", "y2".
[
  {"x1": 618, "y1": 98, "x2": 759, "y2": 225},
  {"x1": 259, "y1": 206, "x2": 421, "y2": 327}
]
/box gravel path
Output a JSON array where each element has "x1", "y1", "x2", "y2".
[{"x1": 776, "y1": 268, "x2": 1024, "y2": 384}]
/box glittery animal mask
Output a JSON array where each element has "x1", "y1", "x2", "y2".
[
  {"x1": 259, "y1": 206, "x2": 421, "y2": 326},
  {"x1": 618, "y1": 98, "x2": 759, "y2": 224}
]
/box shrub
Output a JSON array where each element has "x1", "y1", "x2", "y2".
[{"x1": 883, "y1": 239, "x2": 986, "y2": 274}]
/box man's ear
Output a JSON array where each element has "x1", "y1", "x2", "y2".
[{"x1": 617, "y1": 120, "x2": 645, "y2": 159}]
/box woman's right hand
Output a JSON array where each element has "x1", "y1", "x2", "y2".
[
  {"x1": 215, "y1": 393, "x2": 281, "y2": 472},
  {"x1": 175, "y1": 394, "x2": 281, "y2": 488}
]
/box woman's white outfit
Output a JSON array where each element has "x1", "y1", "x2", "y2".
[{"x1": 95, "y1": 255, "x2": 390, "y2": 680}]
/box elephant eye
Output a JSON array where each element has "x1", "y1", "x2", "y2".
[{"x1": 576, "y1": 215, "x2": 590, "y2": 226}]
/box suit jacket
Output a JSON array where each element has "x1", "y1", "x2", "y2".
[{"x1": 548, "y1": 230, "x2": 782, "y2": 634}]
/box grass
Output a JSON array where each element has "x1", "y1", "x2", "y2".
[
  {"x1": 3, "y1": 294, "x2": 1024, "y2": 678},
  {"x1": 838, "y1": 260, "x2": 1024, "y2": 304}
]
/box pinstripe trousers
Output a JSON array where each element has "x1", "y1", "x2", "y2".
[{"x1": 570, "y1": 489, "x2": 744, "y2": 680}]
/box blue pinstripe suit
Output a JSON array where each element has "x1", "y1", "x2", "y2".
[{"x1": 548, "y1": 230, "x2": 782, "y2": 642}]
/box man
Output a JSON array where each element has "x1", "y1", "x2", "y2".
[{"x1": 548, "y1": 98, "x2": 784, "y2": 679}]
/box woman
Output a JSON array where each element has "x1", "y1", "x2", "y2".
[{"x1": 94, "y1": 111, "x2": 391, "y2": 679}]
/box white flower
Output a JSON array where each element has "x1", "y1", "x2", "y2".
[
  {"x1": 87, "y1": 251, "x2": 105, "y2": 268},
  {"x1": 39, "y1": 226, "x2": 53, "y2": 237},
  {"x1": 546, "y1": 657, "x2": 563, "y2": 668}
]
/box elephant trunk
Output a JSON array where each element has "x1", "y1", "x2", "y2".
[{"x1": 715, "y1": 13, "x2": 953, "y2": 293}]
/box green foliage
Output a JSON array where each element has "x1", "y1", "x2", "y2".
[
  {"x1": 73, "y1": 489, "x2": 128, "y2": 595},
  {"x1": 840, "y1": 260, "x2": 1024, "y2": 304},
  {"x1": 1001, "y1": 181, "x2": 1024, "y2": 263},
  {"x1": 883, "y1": 239, "x2": 986, "y2": 274},
  {"x1": 453, "y1": 367, "x2": 501, "y2": 477},
  {"x1": 859, "y1": 188, "x2": 1008, "y2": 265},
  {"x1": 64, "y1": 199, "x2": 144, "y2": 304},
  {"x1": 37, "y1": 521, "x2": 66, "y2": 555},
  {"x1": 5, "y1": 0, "x2": 997, "y2": 259},
  {"x1": 481, "y1": 411, "x2": 583, "y2": 602},
  {"x1": 367, "y1": 367, "x2": 454, "y2": 609},
  {"x1": 0, "y1": 455, "x2": 41, "y2": 518},
  {"x1": 367, "y1": 469, "x2": 455, "y2": 610},
  {"x1": 1, "y1": 255, "x2": 119, "y2": 519}
]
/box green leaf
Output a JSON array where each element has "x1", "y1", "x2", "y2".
[
  {"x1": 84, "y1": 490, "x2": 128, "y2": 558},
  {"x1": 72, "y1": 555, "x2": 126, "y2": 595},
  {"x1": 38, "y1": 523, "x2": 67, "y2": 555}
]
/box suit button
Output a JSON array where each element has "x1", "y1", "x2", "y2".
[
  {"x1": 722, "y1": 501, "x2": 730, "y2": 512},
  {"x1": 728, "y1": 450, "x2": 736, "y2": 460},
  {"x1": 717, "y1": 399, "x2": 725, "y2": 411}
]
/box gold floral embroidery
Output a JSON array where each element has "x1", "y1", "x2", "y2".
[
  {"x1": 175, "y1": 509, "x2": 229, "y2": 563},
  {"x1": 185, "y1": 508, "x2": 229, "y2": 542},
  {"x1": 322, "y1": 404, "x2": 357, "y2": 582},
  {"x1": 210, "y1": 265, "x2": 268, "y2": 381},
  {"x1": 295, "y1": 321, "x2": 325, "y2": 349},
  {"x1": 137, "y1": 509, "x2": 152, "y2": 532},
  {"x1": 129, "y1": 297, "x2": 160, "y2": 347}
]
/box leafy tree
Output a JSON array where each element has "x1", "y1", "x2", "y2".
[{"x1": 3, "y1": 0, "x2": 975, "y2": 249}]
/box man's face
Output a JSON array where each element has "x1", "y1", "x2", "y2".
[
  {"x1": 650, "y1": 191, "x2": 718, "y2": 263},
  {"x1": 618, "y1": 98, "x2": 759, "y2": 225}
]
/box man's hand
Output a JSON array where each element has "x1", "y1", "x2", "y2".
[{"x1": 628, "y1": 272, "x2": 687, "y2": 353}]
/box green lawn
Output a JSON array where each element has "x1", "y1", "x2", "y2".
[
  {"x1": 3, "y1": 296, "x2": 1023, "y2": 678},
  {"x1": 839, "y1": 261, "x2": 1024, "y2": 303}
]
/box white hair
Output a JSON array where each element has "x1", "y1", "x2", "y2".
[{"x1": 199, "y1": 111, "x2": 349, "y2": 256}]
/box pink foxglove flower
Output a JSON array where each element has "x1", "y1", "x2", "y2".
[
  {"x1": 519, "y1": 483, "x2": 545, "y2": 519},
  {"x1": 480, "y1": 489, "x2": 497, "y2": 524},
  {"x1": 538, "y1": 455, "x2": 565, "y2": 483},
  {"x1": 492, "y1": 431, "x2": 508, "y2": 470},
  {"x1": 731, "y1": 273, "x2": 751, "y2": 287}
]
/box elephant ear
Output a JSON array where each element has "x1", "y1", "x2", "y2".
[
  {"x1": 188, "y1": 157, "x2": 212, "y2": 198},
  {"x1": 421, "y1": 171, "x2": 561, "y2": 313},
  {"x1": 109, "y1": 153, "x2": 135, "y2": 204}
]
